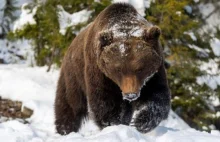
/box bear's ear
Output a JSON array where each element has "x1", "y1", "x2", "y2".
[
  {"x1": 99, "y1": 31, "x2": 113, "y2": 47},
  {"x1": 143, "y1": 26, "x2": 161, "y2": 40}
]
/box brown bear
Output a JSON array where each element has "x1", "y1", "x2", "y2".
[{"x1": 54, "y1": 3, "x2": 171, "y2": 135}]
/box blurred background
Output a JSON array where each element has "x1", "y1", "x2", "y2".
[{"x1": 0, "y1": 0, "x2": 220, "y2": 132}]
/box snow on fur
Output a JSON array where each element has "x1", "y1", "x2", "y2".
[{"x1": 101, "y1": 13, "x2": 150, "y2": 56}]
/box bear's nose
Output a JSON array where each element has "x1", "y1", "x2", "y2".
[{"x1": 123, "y1": 93, "x2": 139, "y2": 101}]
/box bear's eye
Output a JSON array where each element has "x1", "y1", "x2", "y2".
[
  {"x1": 136, "y1": 68, "x2": 144, "y2": 74},
  {"x1": 116, "y1": 68, "x2": 121, "y2": 73},
  {"x1": 99, "y1": 32, "x2": 113, "y2": 47}
]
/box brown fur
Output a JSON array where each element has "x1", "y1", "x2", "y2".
[
  {"x1": 55, "y1": 3, "x2": 170, "y2": 135},
  {"x1": 121, "y1": 76, "x2": 139, "y2": 94}
]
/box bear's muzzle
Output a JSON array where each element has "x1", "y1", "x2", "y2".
[{"x1": 123, "y1": 93, "x2": 140, "y2": 101}]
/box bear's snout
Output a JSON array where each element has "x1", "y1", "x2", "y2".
[
  {"x1": 121, "y1": 76, "x2": 141, "y2": 101},
  {"x1": 121, "y1": 76, "x2": 139, "y2": 93}
]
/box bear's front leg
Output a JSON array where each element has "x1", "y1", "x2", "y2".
[
  {"x1": 131, "y1": 67, "x2": 171, "y2": 133},
  {"x1": 86, "y1": 73, "x2": 132, "y2": 129},
  {"x1": 88, "y1": 88, "x2": 132, "y2": 128},
  {"x1": 131, "y1": 93, "x2": 170, "y2": 133}
]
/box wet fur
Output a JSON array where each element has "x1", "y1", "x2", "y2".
[{"x1": 54, "y1": 3, "x2": 171, "y2": 135}]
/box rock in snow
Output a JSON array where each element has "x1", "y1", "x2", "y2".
[{"x1": 0, "y1": 65, "x2": 220, "y2": 142}]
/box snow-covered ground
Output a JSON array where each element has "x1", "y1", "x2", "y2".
[{"x1": 0, "y1": 65, "x2": 220, "y2": 142}]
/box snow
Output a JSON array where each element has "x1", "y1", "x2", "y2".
[
  {"x1": 13, "y1": 3, "x2": 37, "y2": 32},
  {"x1": 210, "y1": 38, "x2": 220, "y2": 56},
  {"x1": 175, "y1": 11, "x2": 181, "y2": 16},
  {"x1": 211, "y1": 130, "x2": 220, "y2": 136},
  {"x1": 184, "y1": 32, "x2": 197, "y2": 41},
  {"x1": 57, "y1": 5, "x2": 92, "y2": 35},
  {"x1": 154, "y1": 128, "x2": 220, "y2": 142},
  {"x1": 196, "y1": 59, "x2": 220, "y2": 106},
  {"x1": 0, "y1": 65, "x2": 220, "y2": 141},
  {"x1": 105, "y1": 13, "x2": 149, "y2": 40},
  {"x1": 0, "y1": 65, "x2": 58, "y2": 126},
  {"x1": 0, "y1": 0, "x2": 6, "y2": 11},
  {"x1": 184, "y1": 5, "x2": 192, "y2": 14},
  {"x1": 197, "y1": 59, "x2": 220, "y2": 91},
  {"x1": 0, "y1": 39, "x2": 34, "y2": 64},
  {"x1": 133, "y1": 25, "x2": 146, "y2": 36},
  {"x1": 109, "y1": 23, "x2": 144, "y2": 39},
  {"x1": 197, "y1": 75, "x2": 220, "y2": 90},
  {"x1": 119, "y1": 43, "x2": 126, "y2": 54},
  {"x1": 188, "y1": 44, "x2": 210, "y2": 58},
  {"x1": 188, "y1": 45, "x2": 210, "y2": 53},
  {"x1": 199, "y1": 59, "x2": 220, "y2": 75},
  {"x1": 199, "y1": 2, "x2": 220, "y2": 33},
  {"x1": 0, "y1": 64, "x2": 58, "y2": 104},
  {"x1": 13, "y1": 0, "x2": 34, "y2": 17}
]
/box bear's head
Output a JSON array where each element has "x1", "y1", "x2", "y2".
[{"x1": 97, "y1": 26, "x2": 162, "y2": 101}]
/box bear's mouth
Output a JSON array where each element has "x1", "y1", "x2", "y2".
[{"x1": 122, "y1": 92, "x2": 140, "y2": 102}]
